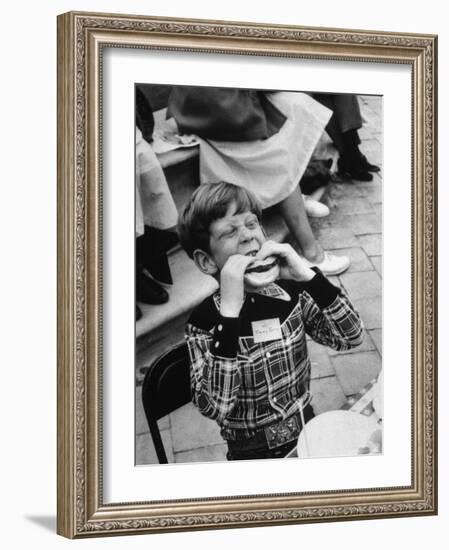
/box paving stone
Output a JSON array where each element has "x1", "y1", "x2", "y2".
[
  {"x1": 328, "y1": 329, "x2": 375, "y2": 356},
  {"x1": 311, "y1": 226, "x2": 359, "y2": 250},
  {"x1": 135, "y1": 387, "x2": 170, "y2": 436},
  {"x1": 356, "y1": 176, "x2": 383, "y2": 204},
  {"x1": 170, "y1": 402, "x2": 224, "y2": 452},
  {"x1": 310, "y1": 376, "x2": 347, "y2": 414},
  {"x1": 369, "y1": 329, "x2": 382, "y2": 356},
  {"x1": 360, "y1": 97, "x2": 382, "y2": 117},
  {"x1": 328, "y1": 182, "x2": 365, "y2": 201},
  {"x1": 135, "y1": 387, "x2": 148, "y2": 436},
  {"x1": 359, "y1": 95, "x2": 372, "y2": 106},
  {"x1": 356, "y1": 187, "x2": 383, "y2": 205},
  {"x1": 372, "y1": 203, "x2": 383, "y2": 217},
  {"x1": 328, "y1": 246, "x2": 373, "y2": 273},
  {"x1": 332, "y1": 197, "x2": 376, "y2": 216},
  {"x1": 174, "y1": 443, "x2": 228, "y2": 464},
  {"x1": 136, "y1": 428, "x2": 174, "y2": 465},
  {"x1": 339, "y1": 271, "x2": 382, "y2": 300},
  {"x1": 344, "y1": 213, "x2": 382, "y2": 235},
  {"x1": 310, "y1": 207, "x2": 351, "y2": 231},
  {"x1": 370, "y1": 255, "x2": 382, "y2": 276},
  {"x1": 332, "y1": 351, "x2": 382, "y2": 396},
  {"x1": 362, "y1": 105, "x2": 383, "y2": 121},
  {"x1": 352, "y1": 297, "x2": 382, "y2": 330},
  {"x1": 360, "y1": 94, "x2": 382, "y2": 108},
  {"x1": 307, "y1": 341, "x2": 335, "y2": 379},
  {"x1": 357, "y1": 233, "x2": 382, "y2": 256},
  {"x1": 359, "y1": 127, "x2": 382, "y2": 140},
  {"x1": 359, "y1": 139, "x2": 383, "y2": 168}
]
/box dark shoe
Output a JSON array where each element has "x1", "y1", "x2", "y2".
[
  {"x1": 359, "y1": 153, "x2": 381, "y2": 173},
  {"x1": 337, "y1": 156, "x2": 373, "y2": 182},
  {"x1": 136, "y1": 226, "x2": 178, "y2": 285},
  {"x1": 136, "y1": 267, "x2": 169, "y2": 305},
  {"x1": 136, "y1": 304, "x2": 142, "y2": 321}
]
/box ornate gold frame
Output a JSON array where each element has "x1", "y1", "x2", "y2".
[{"x1": 57, "y1": 11, "x2": 438, "y2": 538}]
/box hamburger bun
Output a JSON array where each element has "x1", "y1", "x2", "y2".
[{"x1": 244, "y1": 255, "x2": 280, "y2": 288}]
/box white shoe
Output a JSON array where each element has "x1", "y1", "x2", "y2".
[
  {"x1": 304, "y1": 251, "x2": 350, "y2": 276},
  {"x1": 303, "y1": 195, "x2": 330, "y2": 218}
]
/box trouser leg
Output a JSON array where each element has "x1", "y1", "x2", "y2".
[
  {"x1": 311, "y1": 93, "x2": 362, "y2": 152},
  {"x1": 226, "y1": 405, "x2": 315, "y2": 461}
]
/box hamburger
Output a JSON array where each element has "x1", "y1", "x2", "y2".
[{"x1": 244, "y1": 255, "x2": 280, "y2": 288}]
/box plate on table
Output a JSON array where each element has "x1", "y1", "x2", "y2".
[
  {"x1": 372, "y1": 369, "x2": 383, "y2": 421},
  {"x1": 297, "y1": 410, "x2": 380, "y2": 459}
]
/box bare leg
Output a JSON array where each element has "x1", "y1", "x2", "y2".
[{"x1": 278, "y1": 187, "x2": 325, "y2": 263}]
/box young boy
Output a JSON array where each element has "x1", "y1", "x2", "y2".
[{"x1": 178, "y1": 182, "x2": 364, "y2": 460}]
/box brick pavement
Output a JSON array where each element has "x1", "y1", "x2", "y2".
[{"x1": 136, "y1": 95, "x2": 383, "y2": 465}]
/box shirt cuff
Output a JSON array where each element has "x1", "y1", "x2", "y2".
[
  {"x1": 302, "y1": 267, "x2": 340, "y2": 309},
  {"x1": 212, "y1": 315, "x2": 241, "y2": 359}
]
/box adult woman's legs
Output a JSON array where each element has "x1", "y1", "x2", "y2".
[
  {"x1": 278, "y1": 187, "x2": 350, "y2": 275},
  {"x1": 278, "y1": 187, "x2": 324, "y2": 262}
]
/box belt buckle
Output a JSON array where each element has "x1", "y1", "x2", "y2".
[{"x1": 264, "y1": 415, "x2": 300, "y2": 450}]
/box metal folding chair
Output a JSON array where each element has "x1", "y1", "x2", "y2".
[{"x1": 141, "y1": 342, "x2": 191, "y2": 463}]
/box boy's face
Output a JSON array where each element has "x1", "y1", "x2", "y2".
[{"x1": 207, "y1": 202, "x2": 265, "y2": 271}]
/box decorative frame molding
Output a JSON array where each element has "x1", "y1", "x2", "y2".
[{"x1": 57, "y1": 11, "x2": 437, "y2": 538}]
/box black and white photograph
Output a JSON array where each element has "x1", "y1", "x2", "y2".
[{"x1": 135, "y1": 84, "x2": 383, "y2": 465}]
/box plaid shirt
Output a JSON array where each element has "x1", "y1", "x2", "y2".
[{"x1": 185, "y1": 270, "x2": 364, "y2": 441}]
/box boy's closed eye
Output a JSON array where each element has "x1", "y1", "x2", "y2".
[
  {"x1": 220, "y1": 220, "x2": 259, "y2": 239},
  {"x1": 246, "y1": 219, "x2": 259, "y2": 229},
  {"x1": 220, "y1": 227, "x2": 237, "y2": 239}
]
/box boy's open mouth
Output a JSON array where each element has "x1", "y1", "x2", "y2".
[{"x1": 245, "y1": 256, "x2": 279, "y2": 274}]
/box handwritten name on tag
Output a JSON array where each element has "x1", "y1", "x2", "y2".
[{"x1": 252, "y1": 318, "x2": 282, "y2": 343}]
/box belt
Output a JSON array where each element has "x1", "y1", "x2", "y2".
[{"x1": 227, "y1": 403, "x2": 314, "y2": 451}]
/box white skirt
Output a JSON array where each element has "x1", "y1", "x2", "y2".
[
  {"x1": 136, "y1": 128, "x2": 178, "y2": 236},
  {"x1": 197, "y1": 92, "x2": 332, "y2": 209}
]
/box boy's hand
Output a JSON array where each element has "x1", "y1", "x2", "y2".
[
  {"x1": 256, "y1": 241, "x2": 315, "y2": 282},
  {"x1": 220, "y1": 254, "x2": 255, "y2": 317}
]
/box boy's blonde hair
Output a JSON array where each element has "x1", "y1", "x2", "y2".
[{"x1": 178, "y1": 182, "x2": 262, "y2": 258}]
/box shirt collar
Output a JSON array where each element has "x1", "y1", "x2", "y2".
[{"x1": 213, "y1": 282, "x2": 291, "y2": 311}]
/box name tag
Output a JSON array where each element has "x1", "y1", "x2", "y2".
[{"x1": 252, "y1": 318, "x2": 282, "y2": 343}]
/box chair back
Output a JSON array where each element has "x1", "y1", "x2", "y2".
[{"x1": 141, "y1": 342, "x2": 191, "y2": 462}]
